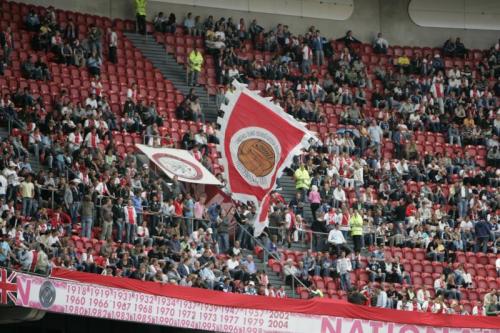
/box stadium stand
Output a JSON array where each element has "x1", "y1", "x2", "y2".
[{"x1": 0, "y1": 0, "x2": 498, "y2": 317}]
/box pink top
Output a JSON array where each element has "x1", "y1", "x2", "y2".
[
  {"x1": 194, "y1": 202, "x2": 205, "y2": 219},
  {"x1": 308, "y1": 191, "x2": 321, "y2": 204}
]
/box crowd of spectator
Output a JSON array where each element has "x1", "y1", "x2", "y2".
[
  {"x1": 25, "y1": 5, "x2": 120, "y2": 78},
  {"x1": 0, "y1": 5, "x2": 290, "y2": 301},
  {"x1": 146, "y1": 9, "x2": 500, "y2": 316},
  {"x1": 0, "y1": 2, "x2": 498, "y2": 315}
]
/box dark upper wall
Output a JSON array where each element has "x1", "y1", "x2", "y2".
[{"x1": 15, "y1": 0, "x2": 499, "y2": 49}]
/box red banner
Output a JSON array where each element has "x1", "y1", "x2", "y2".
[
  {"x1": 217, "y1": 82, "x2": 314, "y2": 236},
  {"x1": 49, "y1": 268, "x2": 500, "y2": 330}
]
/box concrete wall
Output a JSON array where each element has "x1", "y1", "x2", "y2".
[
  {"x1": 380, "y1": 0, "x2": 499, "y2": 49},
  {"x1": 15, "y1": 0, "x2": 500, "y2": 49}
]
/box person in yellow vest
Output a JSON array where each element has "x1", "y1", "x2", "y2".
[
  {"x1": 293, "y1": 163, "x2": 310, "y2": 204},
  {"x1": 349, "y1": 208, "x2": 364, "y2": 252},
  {"x1": 188, "y1": 47, "x2": 204, "y2": 86},
  {"x1": 135, "y1": 0, "x2": 147, "y2": 35}
]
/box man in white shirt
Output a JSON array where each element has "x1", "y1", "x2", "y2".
[
  {"x1": 336, "y1": 251, "x2": 352, "y2": 291},
  {"x1": 376, "y1": 287, "x2": 389, "y2": 307},
  {"x1": 368, "y1": 120, "x2": 383, "y2": 157},
  {"x1": 200, "y1": 262, "x2": 217, "y2": 289},
  {"x1": 0, "y1": 173, "x2": 7, "y2": 199},
  {"x1": 84, "y1": 127, "x2": 100, "y2": 149},
  {"x1": 333, "y1": 185, "x2": 346, "y2": 208},
  {"x1": 301, "y1": 42, "x2": 312, "y2": 75},
  {"x1": 108, "y1": 26, "x2": 118, "y2": 64},
  {"x1": 433, "y1": 274, "x2": 446, "y2": 297},
  {"x1": 85, "y1": 93, "x2": 98, "y2": 109},
  {"x1": 3, "y1": 161, "x2": 19, "y2": 202},
  {"x1": 373, "y1": 33, "x2": 388, "y2": 54},
  {"x1": 327, "y1": 224, "x2": 352, "y2": 255},
  {"x1": 496, "y1": 257, "x2": 500, "y2": 277}
]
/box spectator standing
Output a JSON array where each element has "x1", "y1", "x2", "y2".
[
  {"x1": 20, "y1": 174, "x2": 35, "y2": 217},
  {"x1": 135, "y1": 0, "x2": 147, "y2": 35},
  {"x1": 312, "y1": 30, "x2": 324, "y2": 67},
  {"x1": 108, "y1": 26, "x2": 118, "y2": 64},
  {"x1": 294, "y1": 163, "x2": 310, "y2": 202},
  {"x1": 80, "y1": 195, "x2": 94, "y2": 238},
  {"x1": 100, "y1": 198, "x2": 114, "y2": 241},
  {"x1": 336, "y1": 251, "x2": 352, "y2": 291},
  {"x1": 474, "y1": 219, "x2": 491, "y2": 253},
  {"x1": 301, "y1": 42, "x2": 312, "y2": 75},
  {"x1": 188, "y1": 47, "x2": 204, "y2": 87},
  {"x1": 88, "y1": 25, "x2": 102, "y2": 57},
  {"x1": 0, "y1": 26, "x2": 14, "y2": 64},
  {"x1": 308, "y1": 185, "x2": 321, "y2": 221},
  {"x1": 349, "y1": 209, "x2": 363, "y2": 252},
  {"x1": 113, "y1": 197, "x2": 125, "y2": 242},
  {"x1": 124, "y1": 200, "x2": 137, "y2": 243}
]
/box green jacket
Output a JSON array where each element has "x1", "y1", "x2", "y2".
[
  {"x1": 188, "y1": 50, "x2": 204, "y2": 72},
  {"x1": 294, "y1": 167, "x2": 310, "y2": 190},
  {"x1": 135, "y1": 0, "x2": 146, "y2": 16},
  {"x1": 349, "y1": 213, "x2": 363, "y2": 236}
]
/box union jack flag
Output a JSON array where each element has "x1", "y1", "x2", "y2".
[{"x1": 0, "y1": 268, "x2": 17, "y2": 304}]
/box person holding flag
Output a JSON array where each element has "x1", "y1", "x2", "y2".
[{"x1": 217, "y1": 81, "x2": 316, "y2": 238}]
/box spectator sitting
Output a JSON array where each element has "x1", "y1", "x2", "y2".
[
  {"x1": 443, "y1": 38, "x2": 456, "y2": 57},
  {"x1": 373, "y1": 32, "x2": 388, "y2": 54},
  {"x1": 25, "y1": 9, "x2": 41, "y2": 32},
  {"x1": 336, "y1": 30, "x2": 361, "y2": 49},
  {"x1": 21, "y1": 55, "x2": 43, "y2": 80},
  {"x1": 153, "y1": 12, "x2": 167, "y2": 32},
  {"x1": 366, "y1": 255, "x2": 386, "y2": 282}
]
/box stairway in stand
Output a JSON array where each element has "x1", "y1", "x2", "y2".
[
  {"x1": 241, "y1": 249, "x2": 296, "y2": 298},
  {"x1": 124, "y1": 33, "x2": 219, "y2": 123},
  {"x1": 277, "y1": 174, "x2": 356, "y2": 253}
]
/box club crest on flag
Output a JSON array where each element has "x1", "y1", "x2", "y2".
[
  {"x1": 230, "y1": 127, "x2": 281, "y2": 189},
  {"x1": 152, "y1": 153, "x2": 204, "y2": 181},
  {"x1": 217, "y1": 81, "x2": 316, "y2": 236}
]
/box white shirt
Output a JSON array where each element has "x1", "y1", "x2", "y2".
[
  {"x1": 85, "y1": 97, "x2": 98, "y2": 109},
  {"x1": 328, "y1": 229, "x2": 346, "y2": 244},
  {"x1": 0, "y1": 174, "x2": 7, "y2": 195},
  {"x1": 285, "y1": 212, "x2": 292, "y2": 229},
  {"x1": 374, "y1": 37, "x2": 388, "y2": 48},
  {"x1": 109, "y1": 31, "x2": 117, "y2": 47},
  {"x1": 84, "y1": 132, "x2": 100, "y2": 148},
  {"x1": 227, "y1": 259, "x2": 239, "y2": 270},
  {"x1": 302, "y1": 45, "x2": 311, "y2": 61},
  {"x1": 333, "y1": 188, "x2": 346, "y2": 202},
  {"x1": 376, "y1": 290, "x2": 388, "y2": 308},
  {"x1": 336, "y1": 258, "x2": 352, "y2": 274},
  {"x1": 2, "y1": 167, "x2": 19, "y2": 186}
]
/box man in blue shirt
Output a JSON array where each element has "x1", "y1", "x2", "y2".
[
  {"x1": 131, "y1": 190, "x2": 143, "y2": 227},
  {"x1": 0, "y1": 236, "x2": 12, "y2": 267},
  {"x1": 474, "y1": 219, "x2": 491, "y2": 253},
  {"x1": 183, "y1": 194, "x2": 194, "y2": 235},
  {"x1": 312, "y1": 30, "x2": 325, "y2": 67}
]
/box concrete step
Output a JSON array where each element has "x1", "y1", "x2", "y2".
[{"x1": 124, "y1": 32, "x2": 219, "y2": 122}]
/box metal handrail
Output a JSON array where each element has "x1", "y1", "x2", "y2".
[{"x1": 236, "y1": 222, "x2": 308, "y2": 297}]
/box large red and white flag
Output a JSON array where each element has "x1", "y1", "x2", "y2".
[{"x1": 217, "y1": 81, "x2": 315, "y2": 236}]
